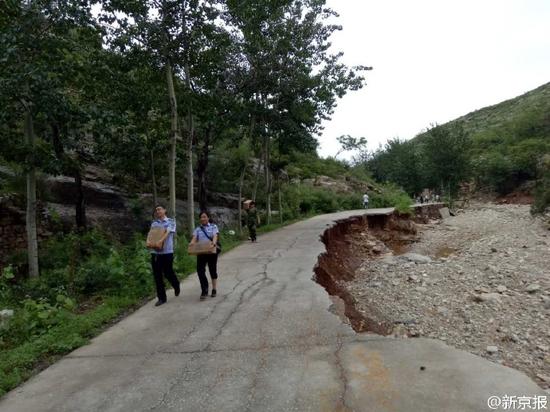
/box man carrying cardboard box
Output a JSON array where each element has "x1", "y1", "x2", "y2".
[{"x1": 147, "y1": 205, "x2": 180, "y2": 306}]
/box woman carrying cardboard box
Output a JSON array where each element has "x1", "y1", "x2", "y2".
[{"x1": 189, "y1": 211, "x2": 220, "y2": 300}]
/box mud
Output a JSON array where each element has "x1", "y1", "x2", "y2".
[{"x1": 314, "y1": 207, "x2": 437, "y2": 335}]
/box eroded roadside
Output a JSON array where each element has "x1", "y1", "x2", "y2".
[{"x1": 314, "y1": 203, "x2": 550, "y2": 390}]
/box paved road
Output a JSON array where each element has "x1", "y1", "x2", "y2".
[{"x1": 0, "y1": 209, "x2": 545, "y2": 412}]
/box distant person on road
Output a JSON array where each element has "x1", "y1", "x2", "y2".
[
  {"x1": 148, "y1": 205, "x2": 180, "y2": 307},
  {"x1": 189, "y1": 211, "x2": 220, "y2": 300},
  {"x1": 363, "y1": 192, "x2": 369, "y2": 209},
  {"x1": 246, "y1": 201, "x2": 259, "y2": 242}
]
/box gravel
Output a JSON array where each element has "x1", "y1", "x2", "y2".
[{"x1": 347, "y1": 202, "x2": 550, "y2": 389}]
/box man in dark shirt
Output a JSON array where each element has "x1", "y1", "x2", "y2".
[{"x1": 246, "y1": 201, "x2": 259, "y2": 242}]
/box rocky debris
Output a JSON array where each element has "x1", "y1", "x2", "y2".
[
  {"x1": 486, "y1": 346, "x2": 499, "y2": 354},
  {"x1": 345, "y1": 202, "x2": 550, "y2": 389},
  {"x1": 400, "y1": 252, "x2": 432, "y2": 264},
  {"x1": 439, "y1": 207, "x2": 451, "y2": 219},
  {"x1": 526, "y1": 283, "x2": 541, "y2": 293},
  {"x1": 473, "y1": 293, "x2": 502, "y2": 303}
]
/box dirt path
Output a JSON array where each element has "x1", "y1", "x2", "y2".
[{"x1": 347, "y1": 203, "x2": 550, "y2": 389}]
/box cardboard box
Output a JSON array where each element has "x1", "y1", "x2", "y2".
[
  {"x1": 187, "y1": 241, "x2": 216, "y2": 256},
  {"x1": 146, "y1": 227, "x2": 166, "y2": 250}
]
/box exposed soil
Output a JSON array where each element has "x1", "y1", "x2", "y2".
[
  {"x1": 314, "y1": 203, "x2": 550, "y2": 389},
  {"x1": 496, "y1": 191, "x2": 534, "y2": 205}
]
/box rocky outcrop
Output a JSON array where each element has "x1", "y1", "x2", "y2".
[
  {"x1": 301, "y1": 175, "x2": 378, "y2": 194},
  {"x1": 1, "y1": 163, "x2": 241, "y2": 264}
]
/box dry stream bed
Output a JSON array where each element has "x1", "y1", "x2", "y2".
[{"x1": 315, "y1": 203, "x2": 550, "y2": 390}]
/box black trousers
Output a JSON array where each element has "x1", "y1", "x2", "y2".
[
  {"x1": 196, "y1": 253, "x2": 218, "y2": 294},
  {"x1": 248, "y1": 224, "x2": 257, "y2": 241},
  {"x1": 151, "y1": 253, "x2": 180, "y2": 302}
]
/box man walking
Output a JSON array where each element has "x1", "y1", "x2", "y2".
[
  {"x1": 363, "y1": 192, "x2": 369, "y2": 209},
  {"x1": 246, "y1": 201, "x2": 259, "y2": 242},
  {"x1": 149, "y1": 205, "x2": 180, "y2": 306}
]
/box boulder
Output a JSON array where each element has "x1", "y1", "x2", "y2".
[
  {"x1": 439, "y1": 207, "x2": 451, "y2": 219},
  {"x1": 473, "y1": 293, "x2": 502, "y2": 303},
  {"x1": 525, "y1": 283, "x2": 541, "y2": 294},
  {"x1": 486, "y1": 345, "x2": 499, "y2": 354},
  {"x1": 401, "y1": 253, "x2": 432, "y2": 264}
]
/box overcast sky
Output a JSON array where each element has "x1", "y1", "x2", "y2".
[{"x1": 317, "y1": 0, "x2": 550, "y2": 159}]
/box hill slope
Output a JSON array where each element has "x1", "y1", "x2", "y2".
[
  {"x1": 449, "y1": 82, "x2": 550, "y2": 136},
  {"x1": 419, "y1": 81, "x2": 550, "y2": 197}
]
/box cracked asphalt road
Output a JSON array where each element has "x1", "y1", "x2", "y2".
[{"x1": 0, "y1": 210, "x2": 545, "y2": 412}]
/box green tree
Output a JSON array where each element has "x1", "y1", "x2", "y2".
[
  {"x1": 0, "y1": 0, "x2": 101, "y2": 275},
  {"x1": 420, "y1": 124, "x2": 471, "y2": 198},
  {"x1": 227, "y1": 0, "x2": 369, "y2": 222},
  {"x1": 335, "y1": 135, "x2": 368, "y2": 159}
]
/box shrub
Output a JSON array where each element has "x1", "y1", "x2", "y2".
[
  {"x1": 532, "y1": 155, "x2": 550, "y2": 215},
  {"x1": 472, "y1": 151, "x2": 516, "y2": 194},
  {"x1": 370, "y1": 183, "x2": 412, "y2": 214},
  {"x1": 281, "y1": 183, "x2": 381, "y2": 217}
]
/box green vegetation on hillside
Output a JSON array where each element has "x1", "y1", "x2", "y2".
[{"x1": 366, "y1": 82, "x2": 550, "y2": 213}]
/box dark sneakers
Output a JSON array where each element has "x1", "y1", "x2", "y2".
[
  {"x1": 155, "y1": 300, "x2": 166, "y2": 307},
  {"x1": 174, "y1": 286, "x2": 181, "y2": 297},
  {"x1": 211, "y1": 289, "x2": 217, "y2": 298},
  {"x1": 200, "y1": 293, "x2": 208, "y2": 301}
]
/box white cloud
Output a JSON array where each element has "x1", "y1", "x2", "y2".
[{"x1": 318, "y1": 0, "x2": 550, "y2": 158}]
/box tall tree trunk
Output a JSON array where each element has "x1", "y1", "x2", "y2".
[
  {"x1": 238, "y1": 166, "x2": 246, "y2": 236},
  {"x1": 197, "y1": 126, "x2": 212, "y2": 212},
  {"x1": 150, "y1": 149, "x2": 158, "y2": 207},
  {"x1": 252, "y1": 156, "x2": 262, "y2": 202},
  {"x1": 24, "y1": 108, "x2": 39, "y2": 278},
  {"x1": 264, "y1": 132, "x2": 272, "y2": 225},
  {"x1": 74, "y1": 164, "x2": 86, "y2": 230},
  {"x1": 51, "y1": 123, "x2": 85, "y2": 229},
  {"x1": 186, "y1": 111, "x2": 194, "y2": 232},
  {"x1": 165, "y1": 61, "x2": 179, "y2": 219},
  {"x1": 278, "y1": 175, "x2": 283, "y2": 225},
  {"x1": 184, "y1": 62, "x2": 194, "y2": 234}
]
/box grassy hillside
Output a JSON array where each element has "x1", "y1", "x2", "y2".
[
  {"x1": 419, "y1": 82, "x2": 550, "y2": 202},
  {"x1": 449, "y1": 82, "x2": 550, "y2": 137},
  {"x1": 367, "y1": 81, "x2": 550, "y2": 213}
]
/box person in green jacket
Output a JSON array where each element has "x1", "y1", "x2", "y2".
[{"x1": 246, "y1": 201, "x2": 259, "y2": 242}]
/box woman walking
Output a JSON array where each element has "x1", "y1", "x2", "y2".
[{"x1": 189, "y1": 211, "x2": 220, "y2": 300}]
